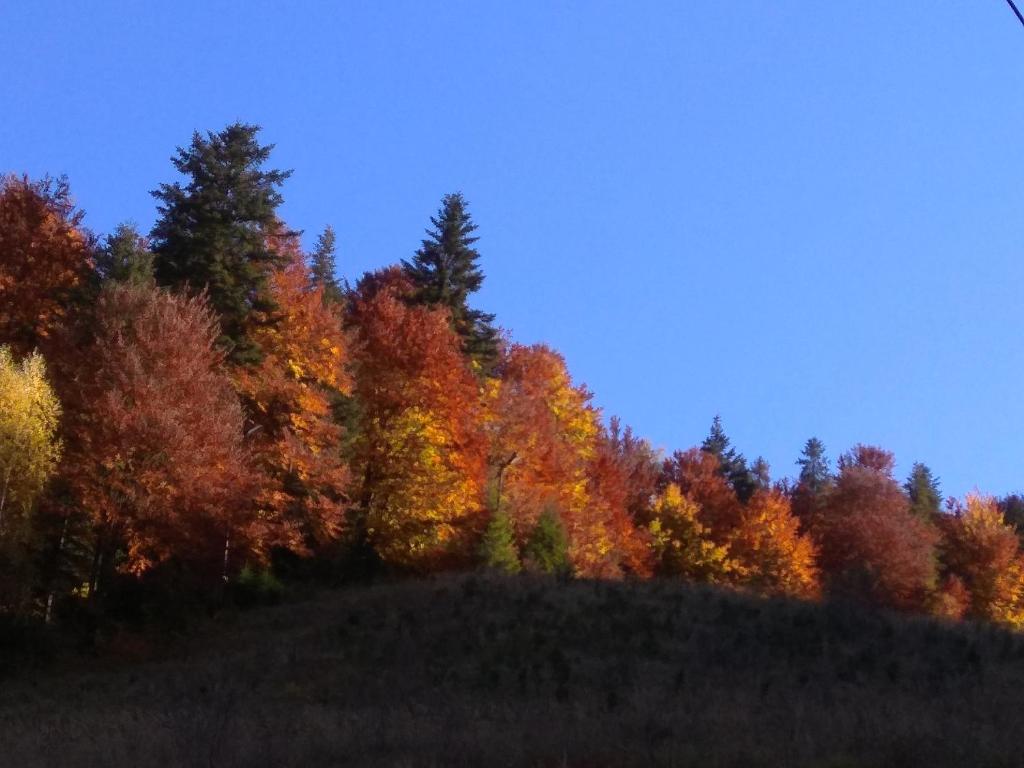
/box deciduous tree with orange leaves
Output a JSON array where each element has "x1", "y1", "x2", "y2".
[
  {"x1": 661, "y1": 448, "x2": 744, "y2": 542},
  {"x1": 0, "y1": 175, "x2": 95, "y2": 355},
  {"x1": 64, "y1": 283, "x2": 260, "y2": 588},
  {"x1": 585, "y1": 425, "x2": 656, "y2": 577},
  {"x1": 657, "y1": 449, "x2": 817, "y2": 596},
  {"x1": 732, "y1": 489, "x2": 819, "y2": 599},
  {"x1": 940, "y1": 494, "x2": 1024, "y2": 627},
  {"x1": 487, "y1": 344, "x2": 639, "y2": 577},
  {"x1": 236, "y1": 227, "x2": 352, "y2": 554},
  {"x1": 348, "y1": 268, "x2": 487, "y2": 570},
  {"x1": 813, "y1": 445, "x2": 939, "y2": 611}
]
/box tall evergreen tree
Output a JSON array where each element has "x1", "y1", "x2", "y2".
[
  {"x1": 796, "y1": 437, "x2": 832, "y2": 493},
  {"x1": 700, "y1": 415, "x2": 757, "y2": 502},
  {"x1": 310, "y1": 225, "x2": 344, "y2": 305},
  {"x1": 96, "y1": 223, "x2": 154, "y2": 285},
  {"x1": 998, "y1": 494, "x2": 1024, "y2": 546},
  {"x1": 752, "y1": 456, "x2": 771, "y2": 490},
  {"x1": 904, "y1": 462, "x2": 942, "y2": 520},
  {"x1": 401, "y1": 192, "x2": 498, "y2": 369},
  {"x1": 150, "y1": 123, "x2": 291, "y2": 366}
]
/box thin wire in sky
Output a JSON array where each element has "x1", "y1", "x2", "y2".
[{"x1": 1006, "y1": 0, "x2": 1024, "y2": 28}]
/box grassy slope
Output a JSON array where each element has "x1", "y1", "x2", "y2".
[{"x1": 2, "y1": 574, "x2": 1023, "y2": 768}]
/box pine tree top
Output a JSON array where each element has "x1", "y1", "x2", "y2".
[
  {"x1": 905, "y1": 462, "x2": 941, "y2": 519},
  {"x1": 797, "y1": 437, "x2": 832, "y2": 492},
  {"x1": 150, "y1": 123, "x2": 291, "y2": 366},
  {"x1": 96, "y1": 223, "x2": 154, "y2": 286},
  {"x1": 310, "y1": 225, "x2": 344, "y2": 305},
  {"x1": 701, "y1": 415, "x2": 757, "y2": 502},
  {"x1": 401, "y1": 192, "x2": 498, "y2": 371}
]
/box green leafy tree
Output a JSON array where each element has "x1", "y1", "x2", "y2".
[
  {"x1": 700, "y1": 415, "x2": 756, "y2": 502},
  {"x1": 96, "y1": 223, "x2": 154, "y2": 285},
  {"x1": 309, "y1": 225, "x2": 344, "y2": 305},
  {"x1": 905, "y1": 462, "x2": 942, "y2": 520},
  {"x1": 151, "y1": 123, "x2": 291, "y2": 366},
  {"x1": 402, "y1": 193, "x2": 498, "y2": 370},
  {"x1": 479, "y1": 509, "x2": 520, "y2": 573},
  {"x1": 524, "y1": 507, "x2": 571, "y2": 576}
]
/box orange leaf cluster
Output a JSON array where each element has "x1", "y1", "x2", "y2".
[
  {"x1": 348, "y1": 269, "x2": 487, "y2": 570},
  {"x1": 64, "y1": 284, "x2": 261, "y2": 578},
  {"x1": 0, "y1": 175, "x2": 94, "y2": 356},
  {"x1": 236, "y1": 229, "x2": 353, "y2": 553}
]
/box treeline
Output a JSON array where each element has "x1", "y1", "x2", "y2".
[{"x1": 2, "y1": 123, "x2": 1024, "y2": 631}]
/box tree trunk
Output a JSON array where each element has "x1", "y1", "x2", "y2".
[{"x1": 44, "y1": 516, "x2": 70, "y2": 624}]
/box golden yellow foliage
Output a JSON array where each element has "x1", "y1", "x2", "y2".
[
  {"x1": 0, "y1": 346, "x2": 61, "y2": 539},
  {"x1": 647, "y1": 483, "x2": 740, "y2": 584}
]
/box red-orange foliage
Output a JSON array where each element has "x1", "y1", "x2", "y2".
[
  {"x1": 661, "y1": 449, "x2": 744, "y2": 541},
  {"x1": 0, "y1": 175, "x2": 95, "y2": 355},
  {"x1": 814, "y1": 445, "x2": 938, "y2": 611},
  {"x1": 940, "y1": 494, "x2": 1024, "y2": 626},
  {"x1": 606, "y1": 417, "x2": 662, "y2": 525},
  {"x1": 64, "y1": 283, "x2": 260, "y2": 581},
  {"x1": 236, "y1": 230, "x2": 352, "y2": 553},
  {"x1": 348, "y1": 268, "x2": 487, "y2": 569},
  {"x1": 585, "y1": 427, "x2": 656, "y2": 577},
  {"x1": 487, "y1": 344, "x2": 643, "y2": 577},
  {"x1": 658, "y1": 449, "x2": 818, "y2": 597}
]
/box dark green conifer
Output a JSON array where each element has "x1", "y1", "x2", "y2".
[
  {"x1": 96, "y1": 223, "x2": 154, "y2": 285},
  {"x1": 752, "y1": 456, "x2": 771, "y2": 491},
  {"x1": 151, "y1": 123, "x2": 291, "y2": 366},
  {"x1": 402, "y1": 193, "x2": 498, "y2": 370},
  {"x1": 904, "y1": 462, "x2": 942, "y2": 520},
  {"x1": 796, "y1": 437, "x2": 832, "y2": 494},
  {"x1": 701, "y1": 415, "x2": 757, "y2": 502},
  {"x1": 998, "y1": 494, "x2": 1024, "y2": 547},
  {"x1": 310, "y1": 225, "x2": 344, "y2": 305}
]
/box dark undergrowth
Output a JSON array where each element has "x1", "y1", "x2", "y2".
[{"x1": 1, "y1": 574, "x2": 1022, "y2": 767}]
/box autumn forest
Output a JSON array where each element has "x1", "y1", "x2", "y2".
[{"x1": 3, "y1": 122, "x2": 1024, "y2": 639}]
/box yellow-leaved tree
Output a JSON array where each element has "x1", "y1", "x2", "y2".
[
  {"x1": 347, "y1": 268, "x2": 488, "y2": 570},
  {"x1": 0, "y1": 346, "x2": 62, "y2": 610},
  {"x1": 644, "y1": 483, "x2": 740, "y2": 584}
]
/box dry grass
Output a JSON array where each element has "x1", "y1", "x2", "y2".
[{"x1": 2, "y1": 574, "x2": 1022, "y2": 767}]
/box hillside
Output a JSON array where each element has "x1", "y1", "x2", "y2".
[{"x1": 2, "y1": 575, "x2": 1023, "y2": 768}]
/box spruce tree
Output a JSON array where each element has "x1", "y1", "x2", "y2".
[
  {"x1": 998, "y1": 494, "x2": 1024, "y2": 546},
  {"x1": 150, "y1": 123, "x2": 291, "y2": 366},
  {"x1": 701, "y1": 415, "x2": 757, "y2": 502},
  {"x1": 904, "y1": 462, "x2": 941, "y2": 520},
  {"x1": 310, "y1": 225, "x2": 344, "y2": 305},
  {"x1": 524, "y1": 507, "x2": 571, "y2": 576},
  {"x1": 479, "y1": 509, "x2": 520, "y2": 573},
  {"x1": 796, "y1": 437, "x2": 832, "y2": 494},
  {"x1": 402, "y1": 192, "x2": 498, "y2": 370},
  {"x1": 752, "y1": 456, "x2": 771, "y2": 490},
  {"x1": 96, "y1": 223, "x2": 154, "y2": 285}
]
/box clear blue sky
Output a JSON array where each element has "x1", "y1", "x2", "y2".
[{"x1": 3, "y1": 2, "x2": 1023, "y2": 498}]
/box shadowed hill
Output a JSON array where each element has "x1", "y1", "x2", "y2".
[{"x1": 2, "y1": 574, "x2": 1023, "y2": 767}]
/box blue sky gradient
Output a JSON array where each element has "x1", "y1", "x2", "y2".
[{"x1": 3, "y1": 2, "x2": 1023, "y2": 497}]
